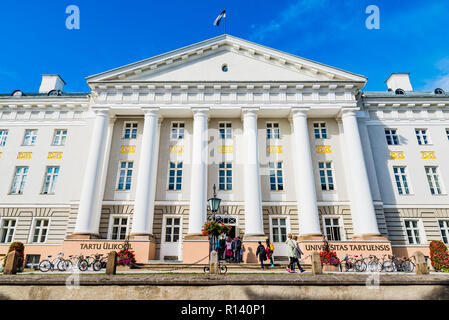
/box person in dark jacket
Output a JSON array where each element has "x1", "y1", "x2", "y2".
[{"x1": 255, "y1": 241, "x2": 267, "y2": 270}]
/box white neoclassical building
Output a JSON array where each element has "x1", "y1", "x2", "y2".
[{"x1": 0, "y1": 35, "x2": 448, "y2": 265}]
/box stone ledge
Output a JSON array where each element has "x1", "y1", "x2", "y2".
[{"x1": 1, "y1": 274, "x2": 449, "y2": 286}]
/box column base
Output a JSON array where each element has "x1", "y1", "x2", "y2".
[
  {"x1": 66, "y1": 233, "x2": 100, "y2": 240},
  {"x1": 352, "y1": 233, "x2": 388, "y2": 241},
  {"x1": 298, "y1": 233, "x2": 323, "y2": 241},
  {"x1": 184, "y1": 233, "x2": 208, "y2": 240},
  {"x1": 128, "y1": 233, "x2": 155, "y2": 241},
  {"x1": 242, "y1": 235, "x2": 267, "y2": 241}
]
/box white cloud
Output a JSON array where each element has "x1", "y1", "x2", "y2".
[{"x1": 422, "y1": 58, "x2": 449, "y2": 91}]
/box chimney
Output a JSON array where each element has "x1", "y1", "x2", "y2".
[
  {"x1": 39, "y1": 75, "x2": 66, "y2": 94},
  {"x1": 385, "y1": 73, "x2": 413, "y2": 91}
]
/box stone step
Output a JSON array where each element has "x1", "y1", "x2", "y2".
[{"x1": 131, "y1": 262, "x2": 312, "y2": 271}]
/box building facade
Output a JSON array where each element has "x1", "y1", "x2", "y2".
[{"x1": 1, "y1": 35, "x2": 448, "y2": 265}]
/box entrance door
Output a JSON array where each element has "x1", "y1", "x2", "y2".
[
  {"x1": 270, "y1": 216, "x2": 289, "y2": 258},
  {"x1": 215, "y1": 215, "x2": 237, "y2": 238},
  {"x1": 160, "y1": 215, "x2": 182, "y2": 261}
]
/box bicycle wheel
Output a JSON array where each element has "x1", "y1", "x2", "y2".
[
  {"x1": 59, "y1": 260, "x2": 72, "y2": 272},
  {"x1": 403, "y1": 261, "x2": 415, "y2": 273},
  {"x1": 382, "y1": 260, "x2": 395, "y2": 272},
  {"x1": 78, "y1": 259, "x2": 89, "y2": 271},
  {"x1": 219, "y1": 265, "x2": 227, "y2": 274},
  {"x1": 203, "y1": 266, "x2": 210, "y2": 273},
  {"x1": 355, "y1": 261, "x2": 367, "y2": 272},
  {"x1": 39, "y1": 260, "x2": 52, "y2": 272},
  {"x1": 368, "y1": 261, "x2": 381, "y2": 272},
  {"x1": 93, "y1": 261, "x2": 102, "y2": 271}
]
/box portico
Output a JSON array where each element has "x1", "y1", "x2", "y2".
[{"x1": 63, "y1": 34, "x2": 386, "y2": 262}]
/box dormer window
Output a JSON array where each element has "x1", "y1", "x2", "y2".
[
  {"x1": 435, "y1": 88, "x2": 445, "y2": 95},
  {"x1": 395, "y1": 88, "x2": 405, "y2": 95}
]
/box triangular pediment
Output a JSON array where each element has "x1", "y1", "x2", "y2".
[{"x1": 86, "y1": 35, "x2": 366, "y2": 84}]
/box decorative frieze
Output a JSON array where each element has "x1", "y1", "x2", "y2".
[
  {"x1": 390, "y1": 151, "x2": 405, "y2": 159},
  {"x1": 421, "y1": 151, "x2": 436, "y2": 159},
  {"x1": 17, "y1": 152, "x2": 32, "y2": 159},
  {"x1": 169, "y1": 145, "x2": 184, "y2": 153},
  {"x1": 316, "y1": 145, "x2": 332, "y2": 153},
  {"x1": 120, "y1": 145, "x2": 136, "y2": 153},
  {"x1": 48, "y1": 152, "x2": 63, "y2": 159},
  {"x1": 218, "y1": 145, "x2": 233, "y2": 154},
  {"x1": 267, "y1": 145, "x2": 283, "y2": 154}
]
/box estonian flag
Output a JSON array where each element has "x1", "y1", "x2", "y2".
[{"x1": 213, "y1": 10, "x2": 226, "y2": 26}]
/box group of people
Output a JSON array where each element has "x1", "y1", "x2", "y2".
[
  {"x1": 217, "y1": 235, "x2": 243, "y2": 263},
  {"x1": 256, "y1": 233, "x2": 304, "y2": 273}
]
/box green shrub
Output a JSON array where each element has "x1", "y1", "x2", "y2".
[{"x1": 429, "y1": 240, "x2": 449, "y2": 271}]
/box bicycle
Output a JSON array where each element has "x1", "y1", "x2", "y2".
[
  {"x1": 204, "y1": 260, "x2": 227, "y2": 274},
  {"x1": 391, "y1": 255, "x2": 415, "y2": 272},
  {"x1": 341, "y1": 255, "x2": 357, "y2": 272},
  {"x1": 353, "y1": 254, "x2": 368, "y2": 272},
  {"x1": 38, "y1": 252, "x2": 66, "y2": 272}
]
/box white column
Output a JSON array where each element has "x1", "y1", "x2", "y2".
[
  {"x1": 188, "y1": 108, "x2": 209, "y2": 235},
  {"x1": 74, "y1": 109, "x2": 110, "y2": 236},
  {"x1": 131, "y1": 108, "x2": 160, "y2": 237},
  {"x1": 242, "y1": 109, "x2": 264, "y2": 236},
  {"x1": 341, "y1": 109, "x2": 380, "y2": 237},
  {"x1": 290, "y1": 108, "x2": 322, "y2": 237}
]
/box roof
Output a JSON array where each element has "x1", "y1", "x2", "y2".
[
  {"x1": 0, "y1": 92, "x2": 89, "y2": 98},
  {"x1": 363, "y1": 90, "x2": 449, "y2": 98}
]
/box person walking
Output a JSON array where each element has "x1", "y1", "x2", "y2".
[
  {"x1": 225, "y1": 237, "x2": 233, "y2": 262},
  {"x1": 285, "y1": 233, "x2": 297, "y2": 273},
  {"x1": 234, "y1": 236, "x2": 242, "y2": 263},
  {"x1": 265, "y1": 238, "x2": 275, "y2": 267},
  {"x1": 255, "y1": 241, "x2": 267, "y2": 270},
  {"x1": 293, "y1": 235, "x2": 305, "y2": 273},
  {"x1": 218, "y1": 234, "x2": 226, "y2": 260}
]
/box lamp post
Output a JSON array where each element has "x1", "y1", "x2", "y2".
[{"x1": 207, "y1": 184, "x2": 221, "y2": 252}]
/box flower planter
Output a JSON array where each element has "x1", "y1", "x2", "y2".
[
  {"x1": 116, "y1": 265, "x2": 131, "y2": 271},
  {"x1": 322, "y1": 264, "x2": 340, "y2": 272}
]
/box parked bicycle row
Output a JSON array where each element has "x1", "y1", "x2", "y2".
[
  {"x1": 340, "y1": 254, "x2": 416, "y2": 272},
  {"x1": 38, "y1": 252, "x2": 108, "y2": 272}
]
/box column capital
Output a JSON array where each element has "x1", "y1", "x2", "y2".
[
  {"x1": 141, "y1": 107, "x2": 160, "y2": 116},
  {"x1": 339, "y1": 107, "x2": 360, "y2": 119},
  {"x1": 289, "y1": 107, "x2": 310, "y2": 121},
  {"x1": 191, "y1": 107, "x2": 210, "y2": 117},
  {"x1": 92, "y1": 108, "x2": 110, "y2": 117}
]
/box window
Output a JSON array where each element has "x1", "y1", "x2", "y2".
[
  {"x1": 32, "y1": 219, "x2": 49, "y2": 243},
  {"x1": 42, "y1": 166, "x2": 60, "y2": 194},
  {"x1": 271, "y1": 217, "x2": 287, "y2": 243},
  {"x1": 110, "y1": 216, "x2": 128, "y2": 240},
  {"x1": 425, "y1": 166, "x2": 443, "y2": 195},
  {"x1": 415, "y1": 129, "x2": 430, "y2": 145},
  {"x1": 10, "y1": 167, "x2": 28, "y2": 194},
  {"x1": 117, "y1": 161, "x2": 133, "y2": 191},
  {"x1": 0, "y1": 219, "x2": 16, "y2": 243},
  {"x1": 23, "y1": 129, "x2": 38, "y2": 146},
  {"x1": 446, "y1": 129, "x2": 449, "y2": 140},
  {"x1": 219, "y1": 162, "x2": 232, "y2": 191},
  {"x1": 171, "y1": 122, "x2": 185, "y2": 140},
  {"x1": 313, "y1": 122, "x2": 327, "y2": 139},
  {"x1": 404, "y1": 219, "x2": 422, "y2": 244},
  {"x1": 123, "y1": 122, "x2": 138, "y2": 139},
  {"x1": 25, "y1": 254, "x2": 41, "y2": 269},
  {"x1": 219, "y1": 122, "x2": 232, "y2": 140},
  {"x1": 385, "y1": 129, "x2": 399, "y2": 145},
  {"x1": 393, "y1": 166, "x2": 410, "y2": 195},
  {"x1": 168, "y1": 162, "x2": 183, "y2": 190},
  {"x1": 439, "y1": 220, "x2": 449, "y2": 244},
  {"x1": 318, "y1": 162, "x2": 334, "y2": 191},
  {"x1": 165, "y1": 217, "x2": 181, "y2": 242},
  {"x1": 52, "y1": 129, "x2": 67, "y2": 146},
  {"x1": 0, "y1": 129, "x2": 8, "y2": 146},
  {"x1": 266, "y1": 122, "x2": 280, "y2": 140},
  {"x1": 324, "y1": 217, "x2": 342, "y2": 241},
  {"x1": 269, "y1": 162, "x2": 283, "y2": 191}
]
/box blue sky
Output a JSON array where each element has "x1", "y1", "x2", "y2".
[{"x1": 0, "y1": 0, "x2": 448, "y2": 93}]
